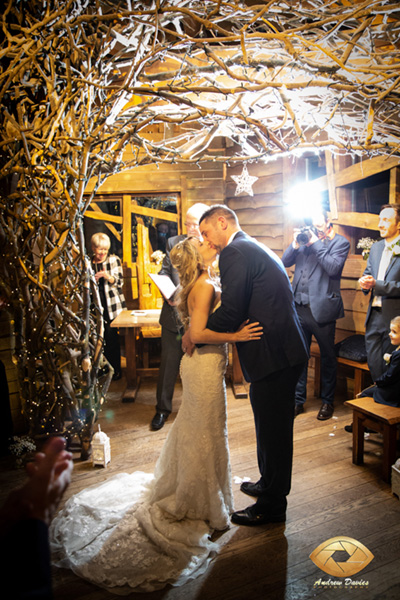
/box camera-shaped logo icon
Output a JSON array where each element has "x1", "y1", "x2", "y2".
[{"x1": 310, "y1": 536, "x2": 374, "y2": 577}]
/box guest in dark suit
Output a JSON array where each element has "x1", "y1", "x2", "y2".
[
  {"x1": 151, "y1": 203, "x2": 209, "y2": 430},
  {"x1": 359, "y1": 204, "x2": 400, "y2": 381},
  {"x1": 188, "y1": 205, "x2": 308, "y2": 527},
  {"x1": 0, "y1": 437, "x2": 73, "y2": 600},
  {"x1": 282, "y1": 212, "x2": 350, "y2": 420}
]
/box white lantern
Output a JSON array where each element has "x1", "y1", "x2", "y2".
[{"x1": 92, "y1": 425, "x2": 111, "y2": 467}]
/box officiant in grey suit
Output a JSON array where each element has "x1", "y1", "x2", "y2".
[
  {"x1": 191, "y1": 205, "x2": 308, "y2": 527},
  {"x1": 151, "y1": 203, "x2": 209, "y2": 431},
  {"x1": 359, "y1": 204, "x2": 400, "y2": 381}
]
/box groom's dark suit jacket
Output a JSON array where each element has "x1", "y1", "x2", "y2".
[
  {"x1": 207, "y1": 231, "x2": 308, "y2": 382},
  {"x1": 363, "y1": 239, "x2": 400, "y2": 330}
]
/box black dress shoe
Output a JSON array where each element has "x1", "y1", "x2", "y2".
[
  {"x1": 231, "y1": 505, "x2": 286, "y2": 527},
  {"x1": 240, "y1": 480, "x2": 266, "y2": 497},
  {"x1": 151, "y1": 412, "x2": 169, "y2": 431},
  {"x1": 317, "y1": 403, "x2": 334, "y2": 420},
  {"x1": 112, "y1": 371, "x2": 122, "y2": 381},
  {"x1": 344, "y1": 423, "x2": 376, "y2": 434},
  {"x1": 294, "y1": 404, "x2": 304, "y2": 417}
]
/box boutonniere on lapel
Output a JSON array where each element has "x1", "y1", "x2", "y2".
[
  {"x1": 383, "y1": 352, "x2": 392, "y2": 366},
  {"x1": 391, "y1": 241, "x2": 400, "y2": 258}
]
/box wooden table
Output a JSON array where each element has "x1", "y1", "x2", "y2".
[{"x1": 111, "y1": 309, "x2": 161, "y2": 402}]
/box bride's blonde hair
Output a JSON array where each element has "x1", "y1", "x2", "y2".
[{"x1": 170, "y1": 237, "x2": 206, "y2": 328}]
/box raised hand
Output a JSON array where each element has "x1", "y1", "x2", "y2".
[{"x1": 0, "y1": 437, "x2": 73, "y2": 534}]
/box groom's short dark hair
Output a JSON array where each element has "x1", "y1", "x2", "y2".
[{"x1": 199, "y1": 204, "x2": 238, "y2": 226}]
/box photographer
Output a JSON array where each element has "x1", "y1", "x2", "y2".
[{"x1": 282, "y1": 211, "x2": 350, "y2": 420}]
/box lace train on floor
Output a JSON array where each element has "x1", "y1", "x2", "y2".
[{"x1": 50, "y1": 344, "x2": 233, "y2": 593}]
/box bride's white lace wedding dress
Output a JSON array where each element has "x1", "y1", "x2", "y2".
[{"x1": 50, "y1": 343, "x2": 233, "y2": 594}]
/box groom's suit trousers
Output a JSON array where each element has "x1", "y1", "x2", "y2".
[{"x1": 250, "y1": 362, "x2": 304, "y2": 510}]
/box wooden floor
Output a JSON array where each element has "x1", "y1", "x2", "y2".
[{"x1": 1, "y1": 373, "x2": 400, "y2": 600}]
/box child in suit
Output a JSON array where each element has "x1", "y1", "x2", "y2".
[
  {"x1": 344, "y1": 317, "x2": 400, "y2": 433},
  {"x1": 359, "y1": 315, "x2": 400, "y2": 407}
]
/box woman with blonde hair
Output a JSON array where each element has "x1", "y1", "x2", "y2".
[
  {"x1": 51, "y1": 236, "x2": 262, "y2": 592},
  {"x1": 91, "y1": 232, "x2": 126, "y2": 380}
]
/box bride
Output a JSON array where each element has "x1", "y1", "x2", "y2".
[{"x1": 50, "y1": 236, "x2": 262, "y2": 594}]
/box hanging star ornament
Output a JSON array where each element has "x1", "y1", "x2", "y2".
[{"x1": 231, "y1": 164, "x2": 258, "y2": 196}]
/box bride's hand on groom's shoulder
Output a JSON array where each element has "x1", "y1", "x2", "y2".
[{"x1": 236, "y1": 320, "x2": 263, "y2": 342}]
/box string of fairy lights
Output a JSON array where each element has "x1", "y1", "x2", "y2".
[
  {"x1": 1, "y1": 213, "x2": 109, "y2": 442},
  {"x1": 2, "y1": 0, "x2": 400, "y2": 450}
]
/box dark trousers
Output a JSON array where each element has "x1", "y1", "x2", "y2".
[
  {"x1": 295, "y1": 304, "x2": 336, "y2": 406},
  {"x1": 365, "y1": 307, "x2": 392, "y2": 381},
  {"x1": 156, "y1": 327, "x2": 184, "y2": 414},
  {"x1": 103, "y1": 307, "x2": 121, "y2": 375},
  {"x1": 249, "y1": 362, "x2": 304, "y2": 512}
]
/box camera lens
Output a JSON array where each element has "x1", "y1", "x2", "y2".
[{"x1": 296, "y1": 229, "x2": 311, "y2": 246}]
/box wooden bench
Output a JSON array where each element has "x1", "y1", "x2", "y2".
[
  {"x1": 310, "y1": 343, "x2": 370, "y2": 397},
  {"x1": 344, "y1": 397, "x2": 400, "y2": 483}
]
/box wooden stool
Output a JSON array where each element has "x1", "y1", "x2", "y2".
[{"x1": 344, "y1": 397, "x2": 400, "y2": 483}]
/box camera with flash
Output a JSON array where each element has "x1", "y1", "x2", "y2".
[{"x1": 296, "y1": 226, "x2": 317, "y2": 246}]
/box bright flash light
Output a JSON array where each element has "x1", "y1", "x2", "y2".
[{"x1": 285, "y1": 181, "x2": 324, "y2": 222}]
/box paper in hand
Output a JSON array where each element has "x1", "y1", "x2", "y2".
[{"x1": 149, "y1": 273, "x2": 177, "y2": 300}]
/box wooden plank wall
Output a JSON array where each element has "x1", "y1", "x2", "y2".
[
  {"x1": 318, "y1": 154, "x2": 400, "y2": 344},
  {"x1": 85, "y1": 127, "x2": 226, "y2": 208},
  {"x1": 339, "y1": 257, "x2": 370, "y2": 341},
  {"x1": 5, "y1": 133, "x2": 399, "y2": 432},
  {"x1": 329, "y1": 152, "x2": 365, "y2": 343},
  {"x1": 225, "y1": 155, "x2": 307, "y2": 258},
  {"x1": 224, "y1": 152, "x2": 396, "y2": 352},
  {"x1": 87, "y1": 161, "x2": 225, "y2": 205},
  {"x1": 84, "y1": 133, "x2": 226, "y2": 307},
  {"x1": 225, "y1": 159, "x2": 284, "y2": 254}
]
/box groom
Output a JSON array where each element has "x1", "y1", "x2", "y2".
[{"x1": 197, "y1": 205, "x2": 308, "y2": 526}]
